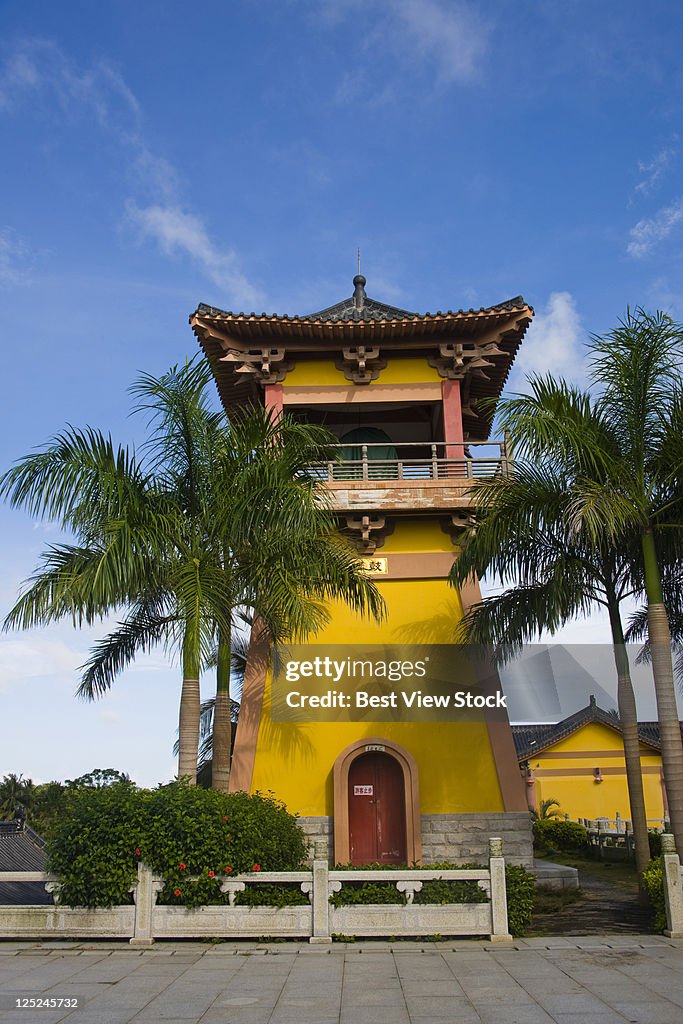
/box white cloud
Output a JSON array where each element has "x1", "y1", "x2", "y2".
[
  {"x1": 0, "y1": 51, "x2": 40, "y2": 109},
  {"x1": 0, "y1": 636, "x2": 86, "y2": 691},
  {"x1": 391, "y1": 0, "x2": 490, "y2": 83},
  {"x1": 512, "y1": 292, "x2": 586, "y2": 383},
  {"x1": 634, "y1": 141, "x2": 678, "y2": 198},
  {"x1": 627, "y1": 197, "x2": 683, "y2": 257},
  {"x1": 0, "y1": 40, "x2": 259, "y2": 303},
  {"x1": 0, "y1": 228, "x2": 33, "y2": 287},
  {"x1": 318, "y1": 0, "x2": 490, "y2": 87},
  {"x1": 128, "y1": 203, "x2": 262, "y2": 308}
]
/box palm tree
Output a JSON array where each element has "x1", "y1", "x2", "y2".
[
  {"x1": 0, "y1": 774, "x2": 34, "y2": 820},
  {"x1": 1, "y1": 360, "x2": 384, "y2": 788},
  {"x1": 451, "y1": 379, "x2": 653, "y2": 876},
  {"x1": 1, "y1": 359, "x2": 231, "y2": 783},
  {"x1": 496, "y1": 309, "x2": 683, "y2": 853},
  {"x1": 531, "y1": 797, "x2": 563, "y2": 822},
  {"x1": 199, "y1": 404, "x2": 385, "y2": 791},
  {"x1": 173, "y1": 627, "x2": 248, "y2": 784},
  {"x1": 588, "y1": 310, "x2": 683, "y2": 852}
]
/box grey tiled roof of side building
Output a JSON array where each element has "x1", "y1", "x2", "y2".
[
  {"x1": 512, "y1": 698, "x2": 683, "y2": 760},
  {"x1": 0, "y1": 821, "x2": 51, "y2": 906}
]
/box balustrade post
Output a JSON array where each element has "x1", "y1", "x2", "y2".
[
  {"x1": 488, "y1": 838, "x2": 512, "y2": 943},
  {"x1": 361, "y1": 444, "x2": 368, "y2": 480},
  {"x1": 309, "y1": 839, "x2": 332, "y2": 944},
  {"x1": 130, "y1": 862, "x2": 163, "y2": 947},
  {"x1": 431, "y1": 443, "x2": 438, "y2": 479},
  {"x1": 661, "y1": 834, "x2": 683, "y2": 937}
]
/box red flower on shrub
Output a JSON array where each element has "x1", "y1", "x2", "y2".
[
  {"x1": 223, "y1": 816, "x2": 228, "y2": 821},
  {"x1": 208, "y1": 870, "x2": 215, "y2": 878},
  {"x1": 225, "y1": 866, "x2": 233, "y2": 873},
  {"x1": 174, "y1": 889, "x2": 181, "y2": 896},
  {"x1": 252, "y1": 864, "x2": 261, "y2": 872},
  {"x1": 135, "y1": 848, "x2": 141, "y2": 857},
  {"x1": 179, "y1": 862, "x2": 186, "y2": 870}
]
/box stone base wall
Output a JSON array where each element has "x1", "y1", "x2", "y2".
[
  {"x1": 421, "y1": 813, "x2": 533, "y2": 868},
  {"x1": 298, "y1": 812, "x2": 533, "y2": 867}
]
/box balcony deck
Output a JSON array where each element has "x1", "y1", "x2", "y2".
[{"x1": 309, "y1": 442, "x2": 510, "y2": 512}]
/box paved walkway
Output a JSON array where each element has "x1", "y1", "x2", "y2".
[
  {"x1": 1, "y1": 937, "x2": 683, "y2": 1024},
  {"x1": 532, "y1": 873, "x2": 652, "y2": 937}
]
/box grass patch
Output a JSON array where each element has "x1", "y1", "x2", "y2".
[{"x1": 536, "y1": 852, "x2": 639, "y2": 891}]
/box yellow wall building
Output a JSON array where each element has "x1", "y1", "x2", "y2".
[
  {"x1": 513, "y1": 698, "x2": 668, "y2": 825},
  {"x1": 192, "y1": 275, "x2": 535, "y2": 865}
]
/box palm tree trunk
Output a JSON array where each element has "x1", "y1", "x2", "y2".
[
  {"x1": 212, "y1": 625, "x2": 232, "y2": 793},
  {"x1": 642, "y1": 525, "x2": 683, "y2": 853},
  {"x1": 607, "y1": 595, "x2": 650, "y2": 882},
  {"x1": 178, "y1": 629, "x2": 201, "y2": 784}
]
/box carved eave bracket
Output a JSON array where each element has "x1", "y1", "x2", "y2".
[
  {"x1": 219, "y1": 347, "x2": 295, "y2": 385},
  {"x1": 460, "y1": 375, "x2": 479, "y2": 421},
  {"x1": 344, "y1": 514, "x2": 395, "y2": 554},
  {"x1": 335, "y1": 346, "x2": 387, "y2": 384},
  {"x1": 441, "y1": 512, "x2": 477, "y2": 546},
  {"x1": 428, "y1": 340, "x2": 506, "y2": 382}
]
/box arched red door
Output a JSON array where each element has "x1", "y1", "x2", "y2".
[{"x1": 348, "y1": 751, "x2": 407, "y2": 864}]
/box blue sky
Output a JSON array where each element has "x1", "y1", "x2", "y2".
[{"x1": 1, "y1": 0, "x2": 682, "y2": 785}]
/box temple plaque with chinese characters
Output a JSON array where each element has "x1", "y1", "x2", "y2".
[{"x1": 361, "y1": 557, "x2": 388, "y2": 575}]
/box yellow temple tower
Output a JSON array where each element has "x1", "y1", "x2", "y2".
[{"x1": 191, "y1": 275, "x2": 535, "y2": 866}]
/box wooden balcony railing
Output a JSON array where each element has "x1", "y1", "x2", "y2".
[{"x1": 308, "y1": 440, "x2": 511, "y2": 483}]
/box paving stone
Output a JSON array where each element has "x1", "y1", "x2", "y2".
[{"x1": 474, "y1": 1006, "x2": 554, "y2": 1024}]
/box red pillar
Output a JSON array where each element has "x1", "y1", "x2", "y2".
[
  {"x1": 264, "y1": 383, "x2": 284, "y2": 420},
  {"x1": 442, "y1": 378, "x2": 464, "y2": 468}
]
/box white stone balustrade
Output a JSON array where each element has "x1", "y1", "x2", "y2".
[
  {"x1": 0, "y1": 837, "x2": 512, "y2": 945},
  {"x1": 660, "y1": 832, "x2": 683, "y2": 938}
]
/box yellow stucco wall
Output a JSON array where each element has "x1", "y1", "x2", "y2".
[
  {"x1": 528, "y1": 721, "x2": 665, "y2": 822},
  {"x1": 284, "y1": 355, "x2": 443, "y2": 388},
  {"x1": 249, "y1": 519, "x2": 505, "y2": 816}
]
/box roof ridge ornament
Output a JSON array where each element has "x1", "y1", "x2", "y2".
[{"x1": 353, "y1": 273, "x2": 367, "y2": 312}]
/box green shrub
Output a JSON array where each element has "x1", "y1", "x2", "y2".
[
  {"x1": 414, "y1": 879, "x2": 488, "y2": 905},
  {"x1": 235, "y1": 884, "x2": 309, "y2": 908},
  {"x1": 505, "y1": 865, "x2": 535, "y2": 936},
  {"x1": 648, "y1": 831, "x2": 662, "y2": 859},
  {"x1": 330, "y1": 883, "x2": 404, "y2": 906},
  {"x1": 46, "y1": 780, "x2": 147, "y2": 908},
  {"x1": 533, "y1": 819, "x2": 587, "y2": 852},
  {"x1": 46, "y1": 782, "x2": 307, "y2": 909},
  {"x1": 642, "y1": 857, "x2": 666, "y2": 932}
]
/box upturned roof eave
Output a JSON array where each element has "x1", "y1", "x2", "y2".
[{"x1": 512, "y1": 705, "x2": 666, "y2": 761}]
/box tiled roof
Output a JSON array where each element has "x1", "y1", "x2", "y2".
[
  {"x1": 511, "y1": 698, "x2": 676, "y2": 760},
  {"x1": 0, "y1": 821, "x2": 51, "y2": 906},
  {"x1": 194, "y1": 293, "x2": 530, "y2": 325}
]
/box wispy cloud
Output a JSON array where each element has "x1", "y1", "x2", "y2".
[
  {"x1": 0, "y1": 636, "x2": 86, "y2": 692},
  {"x1": 127, "y1": 203, "x2": 263, "y2": 308},
  {"x1": 391, "y1": 0, "x2": 490, "y2": 83},
  {"x1": 0, "y1": 228, "x2": 33, "y2": 287},
  {"x1": 634, "y1": 140, "x2": 678, "y2": 198},
  {"x1": 627, "y1": 197, "x2": 683, "y2": 258},
  {"x1": 0, "y1": 39, "x2": 259, "y2": 306},
  {"x1": 319, "y1": 0, "x2": 490, "y2": 97},
  {"x1": 512, "y1": 292, "x2": 586, "y2": 383}
]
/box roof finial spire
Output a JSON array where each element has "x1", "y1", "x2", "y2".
[{"x1": 353, "y1": 249, "x2": 366, "y2": 311}]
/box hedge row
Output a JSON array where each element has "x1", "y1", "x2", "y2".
[{"x1": 46, "y1": 781, "x2": 308, "y2": 909}]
